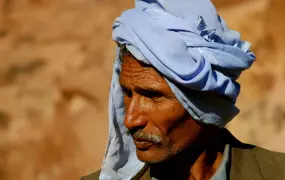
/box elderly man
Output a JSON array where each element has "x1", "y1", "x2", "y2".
[{"x1": 82, "y1": 0, "x2": 285, "y2": 179}]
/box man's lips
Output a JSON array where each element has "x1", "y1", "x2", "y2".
[{"x1": 133, "y1": 138, "x2": 154, "y2": 150}]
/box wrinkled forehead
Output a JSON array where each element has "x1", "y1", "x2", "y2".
[
  {"x1": 120, "y1": 53, "x2": 162, "y2": 83},
  {"x1": 119, "y1": 44, "x2": 153, "y2": 74},
  {"x1": 119, "y1": 48, "x2": 173, "y2": 93}
]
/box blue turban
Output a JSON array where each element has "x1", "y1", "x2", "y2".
[{"x1": 100, "y1": 0, "x2": 255, "y2": 179}]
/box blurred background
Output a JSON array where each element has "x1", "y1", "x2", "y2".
[{"x1": 0, "y1": 0, "x2": 284, "y2": 179}]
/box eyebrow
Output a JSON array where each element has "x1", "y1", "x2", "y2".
[
  {"x1": 135, "y1": 86, "x2": 163, "y2": 95},
  {"x1": 121, "y1": 84, "x2": 164, "y2": 95}
]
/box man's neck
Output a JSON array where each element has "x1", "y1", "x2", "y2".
[{"x1": 149, "y1": 129, "x2": 227, "y2": 180}]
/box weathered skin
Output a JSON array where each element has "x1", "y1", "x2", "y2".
[{"x1": 119, "y1": 53, "x2": 225, "y2": 180}]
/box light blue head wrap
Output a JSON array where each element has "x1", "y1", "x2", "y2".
[{"x1": 100, "y1": 0, "x2": 255, "y2": 179}]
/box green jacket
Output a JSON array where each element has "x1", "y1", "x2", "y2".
[{"x1": 82, "y1": 133, "x2": 285, "y2": 180}]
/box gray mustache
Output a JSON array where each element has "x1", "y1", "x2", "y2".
[{"x1": 128, "y1": 129, "x2": 162, "y2": 144}]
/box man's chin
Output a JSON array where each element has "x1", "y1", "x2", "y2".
[{"x1": 136, "y1": 149, "x2": 170, "y2": 164}]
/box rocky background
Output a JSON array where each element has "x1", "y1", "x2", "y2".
[{"x1": 0, "y1": 0, "x2": 284, "y2": 179}]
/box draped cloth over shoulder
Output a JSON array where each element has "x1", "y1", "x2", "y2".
[{"x1": 100, "y1": 0, "x2": 256, "y2": 179}]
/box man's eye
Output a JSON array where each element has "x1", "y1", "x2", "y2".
[{"x1": 139, "y1": 90, "x2": 163, "y2": 99}]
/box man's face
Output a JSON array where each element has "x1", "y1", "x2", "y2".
[{"x1": 119, "y1": 53, "x2": 206, "y2": 164}]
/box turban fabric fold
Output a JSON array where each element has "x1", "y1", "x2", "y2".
[{"x1": 100, "y1": 0, "x2": 255, "y2": 179}]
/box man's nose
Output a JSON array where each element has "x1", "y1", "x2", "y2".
[{"x1": 124, "y1": 94, "x2": 148, "y2": 130}]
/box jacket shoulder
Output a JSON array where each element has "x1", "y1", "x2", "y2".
[
  {"x1": 253, "y1": 147, "x2": 285, "y2": 180},
  {"x1": 81, "y1": 170, "x2": 101, "y2": 180},
  {"x1": 231, "y1": 145, "x2": 285, "y2": 180}
]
